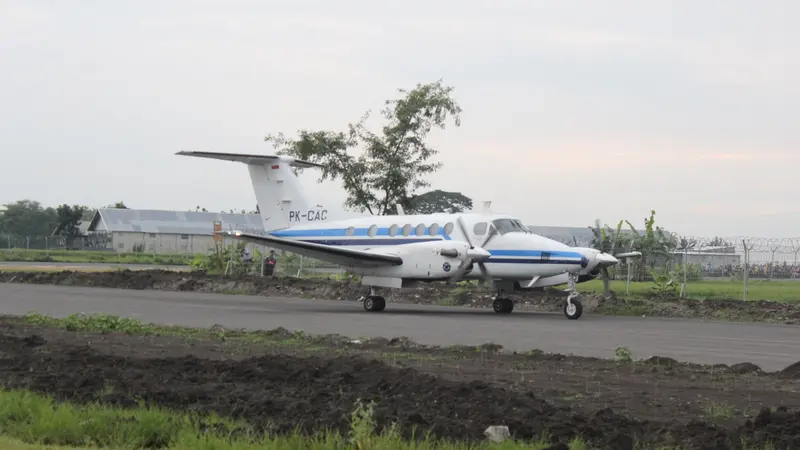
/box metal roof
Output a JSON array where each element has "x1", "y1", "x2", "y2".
[{"x1": 87, "y1": 209, "x2": 265, "y2": 236}]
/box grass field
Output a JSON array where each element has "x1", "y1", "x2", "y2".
[
  {"x1": 578, "y1": 278, "x2": 800, "y2": 302},
  {"x1": 0, "y1": 248, "x2": 192, "y2": 266},
  {"x1": 0, "y1": 388, "x2": 589, "y2": 450}
]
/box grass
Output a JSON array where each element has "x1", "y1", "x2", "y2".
[
  {"x1": 0, "y1": 436, "x2": 100, "y2": 449},
  {"x1": 0, "y1": 387, "x2": 592, "y2": 450},
  {"x1": 21, "y1": 312, "x2": 312, "y2": 348},
  {"x1": 0, "y1": 248, "x2": 192, "y2": 266},
  {"x1": 577, "y1": 278, "x2": 800, "y2": 302},
  {"x1": 703, "y1": 401, "x2": 735, "y2": 420},
  {"x1": 17, "y1": 312, "x2": 507, "y2": 358}
]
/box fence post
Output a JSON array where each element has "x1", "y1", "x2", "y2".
[
  {"x1": 681, "y1": 248, "x2": 688, "y2": 298},
  {"x1": 742, "y1": 239, "x2": 751, "y2": 301}
]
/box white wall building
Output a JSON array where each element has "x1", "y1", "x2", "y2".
[{"x1": 86, "y1": 208, "x2": 265, "y2": 254}]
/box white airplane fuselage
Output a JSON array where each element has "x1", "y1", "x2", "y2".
[{"x1": 268, "y1": 211, "x2": 597, "y2": 286}]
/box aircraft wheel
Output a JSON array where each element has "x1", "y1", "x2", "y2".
[
  {"x1": 363, "y1": 296, "x2": 386, "y2": 312},
  {"x1": 493, "y1": 298, "x2": 513, "y2": 314},
  {"x1": 564, "y1": 299, "x2": 583, "y2": 320}
]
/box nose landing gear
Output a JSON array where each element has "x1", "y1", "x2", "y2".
[{"x1": 564, "y1": 273, "x2": 583, "y2": 320}]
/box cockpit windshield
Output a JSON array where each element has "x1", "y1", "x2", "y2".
[{"x1": 492, "y1": 218, "x2": 532, "y2": 235}]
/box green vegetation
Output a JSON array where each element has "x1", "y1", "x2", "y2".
[
  {"x1": 577, "y1": 278, "x2": 800, "y2": 302},
  {"x1": 265, "y1": 79, "x2": 473, "y2": 216},
  {"x1": 21, "y1": 312, "x2": 311, "y2": 349},
  {"x1": 0, "y1": 388, "x2": 591, "y2": 449},
  {"x1": 0, "y1": 248, "x2": 193, "y2": 266}
]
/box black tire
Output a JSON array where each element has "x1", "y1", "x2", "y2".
[
  {"x1": 564, "y1": 299, "x2": 583, "y2": 320},
  {"x1": 493, "y1": 298, "x2": 513, "y2": 314},
  {"x1": 364, "y1": 296, "x2": 386, "y2": 312}
]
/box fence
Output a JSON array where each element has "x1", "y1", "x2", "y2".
[
  {"x1": 3, "y1": 233, "x2": 800, "y2": 300},
  {"x1": 0, "y1": 233, "x2": 345, "y2": 279},
  {"x1": 540, "y1": 235, "x2": 800, "y2": 301}
]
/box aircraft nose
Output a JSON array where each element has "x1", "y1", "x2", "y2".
[{"x1": 467, "y1": 247, "x2": 492, "y2": 261}]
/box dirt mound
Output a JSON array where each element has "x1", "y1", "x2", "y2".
[
  {"x1": 0, "y1": 332, "x2": 798, "y2": 449},
  {"x1": 779, "y1": 361, "x2": 800, "y2": 379}
]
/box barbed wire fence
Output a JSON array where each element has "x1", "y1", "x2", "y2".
[
  {"x1": 546, "y1": 234, "x2": 800, "y2": 301},
  {"x1": 0, "y1": 233, "x2": 345, "y2": 279},
  {"x1": 3, "y1": 232, "x2": 800, "y2": 300}
]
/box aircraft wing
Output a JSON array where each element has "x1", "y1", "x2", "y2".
[{"x1": 224, "y1": 231, "x2": 403, "y2": 267}]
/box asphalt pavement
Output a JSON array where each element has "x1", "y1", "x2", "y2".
[{"x1": 1, "y1": 283, "x2": 798, "y2": 370}]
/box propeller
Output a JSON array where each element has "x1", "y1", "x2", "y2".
[
  {"x1": 448, "y1": 216, "x2": 495, "y2": 286},
  {"x1": 591, "y1": 218, "x2": 619, "y2": 297}
]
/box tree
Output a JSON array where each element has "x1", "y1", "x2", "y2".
[
  {"x1": 404, "y1": 189, "x2": 473, "y2": 214},
  {"x1": 0, "y1": 200, "x2": 58, "y2": 237},
  {"x1": 265, "y1": 79, "x2": 463, "y2": 215},
  {"x1": 53, "y1": 204, "x2": 89, "y2": 245},
  {"x1": 107, "y1": 201, "x2": 128, "y2": 209}
]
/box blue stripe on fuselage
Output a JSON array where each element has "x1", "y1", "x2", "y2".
[
  {"x1": 272, "y1": 226, "x2": 453, "y2": 241},
  {"x1": 268, "y1": 228, "x2": 584, "y2": 265}
]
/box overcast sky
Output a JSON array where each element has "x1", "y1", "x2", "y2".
[{"x1": 1, "y1": 0, "x2": 796, "y2": 238}]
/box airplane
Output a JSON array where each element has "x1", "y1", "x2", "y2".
[{"x1": 176, "y1": 150, "x2": 641, "y2": 320}]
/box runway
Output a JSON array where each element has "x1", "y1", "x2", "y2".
[{"x1": 1, "y1": 283, "x2": 798, "y2": 371}]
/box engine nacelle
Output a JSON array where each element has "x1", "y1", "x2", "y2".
[
  {"x1": 346, "y1": 240, "x2": 474, "y2": 281},
  {"x1": 579, "y1": 267, "x2": 601, "y2": 283}
]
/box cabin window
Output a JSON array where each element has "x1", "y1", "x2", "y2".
[
  {"x1": 492, "y1": 219, "x2": 531, "y2": 235},
  {"x1": 415, "y1": 223, "x2": 425, "y2": 236},
  {"x1": 388, "y1": 224, "x2": 398, "y2": 237},
  {"x1": 473, "y1": 222, "x2": 488, "y2": 236},
  {"x1": 346, "y1": 226, "x2": 355, "y2": 236},
  {"x1": 367, "y1": 225, "x2": 378, "y2": 237},
  {"x1": 443, "y1": 222, "x2": 454, "y2": 235},
  {"x1": 402, "y1": 224, "x2": 412, "y2": 236},
  {"x1": 428, "y1": 223, "x2": 440, "y2": 236}
]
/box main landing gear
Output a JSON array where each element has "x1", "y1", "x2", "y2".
[
  {"x1": 362, "y1": 287, "x2": 386, "y2": 312},
  {"x1": 492, "y1": 294, "x2": 514, "y2": 314},
  {"x1": 564, "y1": 273, "x2": 583, "y2": 320}
]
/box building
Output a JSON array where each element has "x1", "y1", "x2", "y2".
[{"x1": 86, "y1": 208, "x2": 265, "y2": 254}]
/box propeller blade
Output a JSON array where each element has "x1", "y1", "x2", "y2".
[
  {"x1": 451, "y1": 261, "x2": 472, "y2": 281},
  {"x1": 614, "y1": 251, "x2": 642, "y2": 259},
  {"x1": 456, "y1": 216, "x2": 474, "y2": 248},
  {"x1": 480, "y1": 225, "x2": 497, "y2": 249},
  {"x1": 477, "y1": 262, "x2": 494, "y2": 288}
]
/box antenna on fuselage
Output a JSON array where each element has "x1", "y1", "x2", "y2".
[
  {"x1": 482, "y1": 201, "x2": 492, "y2": 213},
  {"x1": 396, "y1": 203, "x2": 405, "y2": 215}
]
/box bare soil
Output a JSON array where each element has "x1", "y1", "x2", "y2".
[
  {"x1": 0, "y1": 316, "x2": 799, "y2": 450},
  {"x1": 2, "y1": 269, "x2": 800, "y2": 324}
]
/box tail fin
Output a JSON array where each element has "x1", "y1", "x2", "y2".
[{"x1": 176, "y1": 150, "x2": 329, "y2": 231}]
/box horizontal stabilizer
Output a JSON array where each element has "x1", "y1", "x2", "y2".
[{"x1": 176, "y1": 150, "x2": 324, "y2": 169}]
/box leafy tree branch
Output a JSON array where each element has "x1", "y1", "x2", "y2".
[{"x1": 265, "y1": 79, "x2": 463, "y2": 215}]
